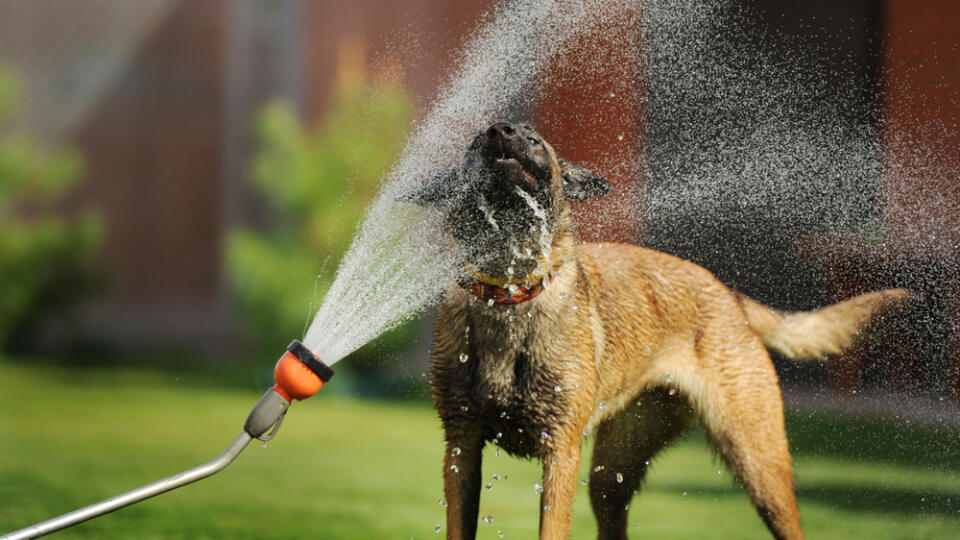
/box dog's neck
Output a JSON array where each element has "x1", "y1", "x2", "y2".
[
  {"x1": 460, "y1": 251, "x2": 555, "y2": 305},
  {"x1": 459, "y1": 233, "x2": 574, "y2": 305}
]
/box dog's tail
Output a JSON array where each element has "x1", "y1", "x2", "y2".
[{"x1": 736, "y1": 288, "x2": 911, "y2": 361}]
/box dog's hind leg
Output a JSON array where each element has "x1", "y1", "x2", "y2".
[
  {"x1": 588, "y1": 389, "x2": 694, "y2": 540},
  {"x1": 690, "y1": 337, "x2": 805, "y2": 540}
]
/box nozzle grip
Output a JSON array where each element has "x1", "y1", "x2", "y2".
[
  {"x1": 286, "y1": 340, "x2": 334, "y2": 382},
  {"x1": 243, "y1": 388, "x2": 290, "y2": 439}
]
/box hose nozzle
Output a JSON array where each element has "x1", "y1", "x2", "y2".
[
  {"x1": 273, "y1": 339, "x2": 334, "y2": 401},
  {"x1": 243, "y1": 340, "x2": 333, "y2": 439}
]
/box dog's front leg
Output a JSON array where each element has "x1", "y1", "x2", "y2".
[
  {"x1": 443, "y1": 434, "x2": 483, "y2": 540},
  {"x1": 539, "y1": 438, "x2": 583, "y2": 539}
]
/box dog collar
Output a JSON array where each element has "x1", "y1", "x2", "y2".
[
  {"x1": 461, "y1": 250, "x2": 560, "y2": 304},
  {"x1": 462, "y1": 274, "x2": 552, "y2": 305},
  {"x1": 464, "y1": 248, "x2": 560, "y2": 288}
]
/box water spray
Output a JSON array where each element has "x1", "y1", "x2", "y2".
[{"x1": 0, "y1": 340, "x2": 333, "y2": 540}]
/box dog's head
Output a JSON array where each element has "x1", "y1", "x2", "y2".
[{"x1": 403, "y1": 121, "x2": 611, "y2": 285}]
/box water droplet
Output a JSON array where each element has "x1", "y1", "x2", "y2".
[
  {"x1": 500, "y1": 411, "x2": 507, "y2": 418},
  {"x1": 617, "y1": 134, "x2": 624, "y2": 141},
  {"x1": 492, "y1": 473, "x2": 501, "y2": 480},
  {"x1": 540, "y1": 431, "x2": 549, "y2": 439},
  {"x1": 580, "y1": 479, "x2": 588, "y2": 486},
  {"x1": 543, "y1": 505, "x2": 552, "y2": 511},
  {"x1": 459, "y1": 353, "x2": 469, "y2": 363},
  {"x1": 450, "y1": 465, "x2": 460, "y2": 473},
  {"x1": 668, "y1": 388, "x2": 677, "y2": 396},
  {"x1": 616, "y1": 472, "x2": 624, "y2": 483},
  {"x1": 482, "y1": 515, "x2": 495, "y2": 524},
  {"x1": 498, "y1": 531, "x2": 504, "y2": 538},
  {"x1": 598, "y1": 401, "x2": 606, "y2": 410},
  {"x1": 435, "y1": 524, "x2": 442, "y2": 533},
  {"x1": 593, "y1": 465, "x2": 605, "y2": 472},
  {"x1": 534, "y1": 482, "x2": 544, "y2": 494},
  {"x1": 461, "y1": 405, "x2": 469, "y2": 412},
  {"x1": 496, "y1": 448, "x2": 501, "y2": 457},
  {"x1": 554, "y1": 385, "x2": 563, "y2": 392},
  {"x1": 486, "y1": 482, "x2": 493, "y2": 490},
  {"x1": 487, "y1": 298, "x2": 495, "y2": 306},
  {"x1": 531, "y1": 391, "x2": 538, "y2": 398},
  {"x1": 451, "y1": 447, "x2": 462, "y2": 456}
]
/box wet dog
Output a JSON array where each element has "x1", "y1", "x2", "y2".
[{"x1": 404, "y1": 121, "x2": 908, "y2": 539}]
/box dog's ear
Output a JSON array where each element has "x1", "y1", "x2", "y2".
[
  {"x1": 559, "y1": 159, "x2": 612, "y2": 201},
  {"x1": 397, "y1": 167, "x2": 458, "y2": 208}
]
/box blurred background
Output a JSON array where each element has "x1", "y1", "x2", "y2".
[
  {"x1": 1, "y1": 0, "x2": 957, "y2": 403},
  {"x1": 0, "y1": 1, "x2": 958, "y2": 537}
]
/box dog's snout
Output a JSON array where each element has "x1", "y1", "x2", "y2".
[{"x1": 486, "y1": 122, "x2": 518, "y2": 143}]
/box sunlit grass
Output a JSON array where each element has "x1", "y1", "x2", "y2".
[{"x1": 1, "y1": 360, "x2": 957, "y2": 539}]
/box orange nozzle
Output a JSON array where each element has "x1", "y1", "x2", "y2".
[{"x1": 272, "y1": 340, "x2": 334, "y2": 401}]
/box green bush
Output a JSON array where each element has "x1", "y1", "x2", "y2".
[
  {"x1": 0, "y1": 68, "x2": 102, "y2": 349},
  {"x1": 226, "y1": 74, "x2": 417, "y2": 387}
]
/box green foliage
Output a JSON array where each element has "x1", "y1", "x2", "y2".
[
  {"x1": 226, "y1": 77, "x2": 413, "y2": 361},
  {"x1": 0, "y1": 68, "x2": 101, "y2": 348}
]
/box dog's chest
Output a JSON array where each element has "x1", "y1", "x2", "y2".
[{"x1": 432, "y1": 301, "x2": 581, "y2": 458}]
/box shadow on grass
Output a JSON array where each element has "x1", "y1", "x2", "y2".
[
  {"x1": 785, "y1": 412, "x2": 960, "y2": 472},
  {"x1": 796, "y1": 483, "x2": 960, "y2": 517},
  {"x1": 648, "y1": 418, "x2": 960, "y2": 519},
  {"x1": 649, "y1": 482, "x2": 960, "y2": 519}
]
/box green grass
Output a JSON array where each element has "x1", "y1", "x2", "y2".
[{"x1": 1, "y1": 360, "x2": 958, "y2": 539}]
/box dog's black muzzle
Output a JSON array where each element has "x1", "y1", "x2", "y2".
[{"x1": 482, "y1": 121, "x2": 528, "y2": 161}]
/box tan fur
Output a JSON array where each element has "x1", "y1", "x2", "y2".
[
  {"x1": 737, "y1": 289, "x2": 910, "y2": 360},
  {"x1": 427, "y1": 127, "x2": 910, "y2": 540}
]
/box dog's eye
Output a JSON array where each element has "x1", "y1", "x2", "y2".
[{"x1": 527, "y1": 137, "x2": 538, "y2": 145}]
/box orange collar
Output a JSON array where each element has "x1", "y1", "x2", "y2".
[
  {"x1": 461, "y1": 249, "x2": 561, "y2": 304},
  {"x1": 462, "y1": 274, "x2": 551, "y2": 305}
]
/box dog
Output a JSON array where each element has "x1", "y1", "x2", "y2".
[{"x1": 403, "y1": 121, "x2": 909, "y2": 539}]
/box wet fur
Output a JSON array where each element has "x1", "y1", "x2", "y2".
[{"x1": 415, "y1": 123, "x2": 909, "y2": 539}]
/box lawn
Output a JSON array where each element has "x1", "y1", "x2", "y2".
[{"x1": 1, "y1": 359, "x2": 958, "y2": 539}]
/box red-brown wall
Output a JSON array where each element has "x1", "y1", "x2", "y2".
[
  {"x1": 881, "y1": 0, "x2": 960, "y2": 251},
  {"x1": 71, "y1": 1, "x2": 227, "y2": 347}
]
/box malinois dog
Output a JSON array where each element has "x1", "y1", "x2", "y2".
[{"x1": 403, "y1": 121, "x2": 908, "y2": 539}]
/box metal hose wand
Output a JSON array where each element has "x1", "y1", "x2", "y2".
[{"x1": 1, "y1": 340, "x2": 333, "y2": 540}]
